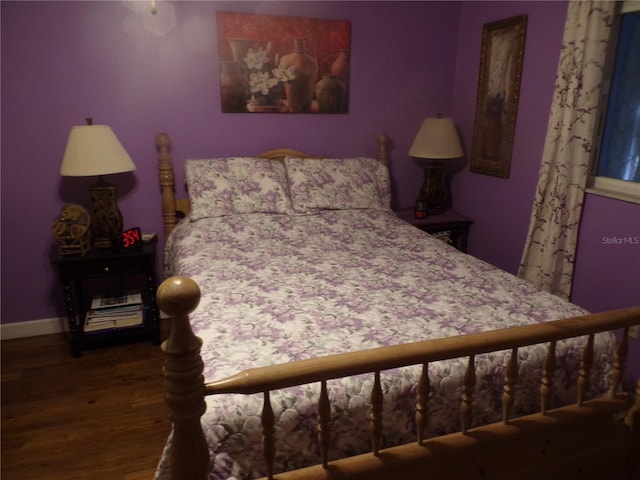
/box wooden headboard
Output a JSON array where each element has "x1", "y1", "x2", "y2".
[{"x1": 155, "y1": 132, "x2": 391, "y2": 236}]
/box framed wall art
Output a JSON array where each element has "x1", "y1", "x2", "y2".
[
  {"x1": 470, "y1": 15, "x2": 527, "y2": 178},
  {"x1": 216, "y1": 11, "x2": 351, "y2": 114}
]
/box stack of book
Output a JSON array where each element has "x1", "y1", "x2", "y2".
[
  {"x1": 85, "y1": 291, "x2": 144, "y2": 333},
  {"x1": 431, "y1": 230, "x2": 452, "y2": 245}
]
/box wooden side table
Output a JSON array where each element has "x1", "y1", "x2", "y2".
[
  {"x1": 394, "y1": 208, "x2": 473, "y2": 253},
  {"x1": 51, "y1": 238, "x2": 160, "y2": 357}
]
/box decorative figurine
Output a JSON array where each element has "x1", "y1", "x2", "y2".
[{"x1": 52, "y1": 204, "x2": 91, "y2": 257}]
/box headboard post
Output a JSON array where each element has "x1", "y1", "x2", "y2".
[
  {"x1": 156, "y1": 133, "x2": 178, "y2": 236},
  {"x1": 376, "y1": 133, "x2": 391, "y2": 166}
]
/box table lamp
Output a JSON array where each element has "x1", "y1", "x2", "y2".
[
  {"x1": 60, "y1": 119, "x2": 136, "y2": 248},
  {"x1": 409, "y1": 116, "x2": 463, "y2": 216}
]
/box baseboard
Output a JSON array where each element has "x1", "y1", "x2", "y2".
[
  {"x1": 1, "y1": 317, "x2": 68, "y2": 340},
  {"x1": 1, "y1": 314, "x2": 169, "y2": 341}
]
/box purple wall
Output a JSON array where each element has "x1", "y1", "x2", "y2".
[
  {"x1": 452, "y1": 1, "x2": 640, "y2": 383},
  {"x1": 2, "y1": 1, "x2": 638, "y2": 381},
  {"x1": 1, "y1": 1, "x2": 459, "y2": 323},
  {"x1": 573, "y1": 195, "x2": 639, "y2": 310},
  {"x1": 572, "y1": 195, "x2": 640, "y2": 382},
  {"x1": 451, "y1": 1, "x2": 568, "y2": 274}
]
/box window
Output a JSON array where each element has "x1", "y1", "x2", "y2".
[{"x1": 589, "y1": 1, "x2": 640, "y2": 203}]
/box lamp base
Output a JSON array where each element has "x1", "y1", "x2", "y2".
[
  {"x1": 88, "y1": 178, "x2": 123, "y2": 248},
  {"x1": 420, "y1": 162, "x2": 447, "y2": 215}
]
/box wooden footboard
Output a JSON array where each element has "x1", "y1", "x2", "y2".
[{"x1": 157, "y1": 276, "x2": 640, "y2": 480}]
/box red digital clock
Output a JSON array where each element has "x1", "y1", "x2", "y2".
[{"x1": 113, "y1": 227, "x2": 143, "y2": 252}]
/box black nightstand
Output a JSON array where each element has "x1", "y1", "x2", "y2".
[
  {"x1": 52, "y1": 238, "x2": 160, "y2": 357},
  {"x1": 395, "y1": 208, "x2": 473, "y2": 253}
]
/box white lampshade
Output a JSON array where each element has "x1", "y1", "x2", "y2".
[
  {"x1": 409, "y1": 117, "x2": 463, "y2": 159},
  {"x1": 60, "y1": 125, "x2": 136, "y2": 177}
]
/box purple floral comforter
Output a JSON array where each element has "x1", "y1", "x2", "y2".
[{"x1": 155, "y1": 209, "x2": 614, "y2": 480}]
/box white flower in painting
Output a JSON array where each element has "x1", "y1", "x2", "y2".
[
  {"x1": 272, "y1": 64, "x2": 296, "y2": 83},
  {"x1": 243, "y1": 45, "x2": 296, "y2": 104},
  {"x1": 248, "y1": 71, "x2": 272, "y2": 95},
  {"x1": 244, "y1": 47, "x2": 269, "y2": 70}
]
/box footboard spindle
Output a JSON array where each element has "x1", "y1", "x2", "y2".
[
  {"x1": 502, "y1": 347, "x2": 519, "y2": 424},
  {"x1": 578, "y1": 333, "x2": 595, "y2": 406},
  {"x1": 416, "y1": 362, "x2": 429, "y2": 444},
  {"x1": 629, "y1": 380, "x2": 640, "y2": 477},
  {"x1": 318, "y1": 380, "x2": 331, "y2": 467},
  {"x1": 262, "y1": 392, "x2": 276, "y2": 480},
  {"x1": 461, "y1": 354, "x2": 476, "y2": 434},
  {"x1": 370, "y1": 370, "x2": 383, "y2": 456},
  {"x1": 540, "y1": 340, "x2": 556, "y2": 415},
  {"x1": 611, "y1": 327, "x2": 629, "y2": 397}
]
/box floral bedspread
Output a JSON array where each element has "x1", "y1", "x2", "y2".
[{"x1": 154, "y1": 209, "x2": 614, "y2": 480}]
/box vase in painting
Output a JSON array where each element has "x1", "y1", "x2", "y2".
[
  {"x1": 220, "y1": 61, "x2": 248, "y2": 113},
  {"x1": 315, "y1": 74, "x2": 345, "y2": 113},
  {"x1": 227, "y1": 38, "x2": 262, "y2": 64},
  {"x1": 279, "y1": 38, "x2": 318, "y2": 113},
  {"x1": 331, "y1": 49, "x2": 349, "y2": 82},
  {"x1": 330, "y1": 49, "x2": 350, "y2": 111},
  {"x1": 246, "y1": 90, "x2": 286, "y2": 113}
]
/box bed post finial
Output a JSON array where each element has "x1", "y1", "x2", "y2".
[
  {"x1": 157, "y1": 276, "x2": 210, "y2": 480},
  {"x1": 156, "y1": 133, "x2": 178, "y2": 236},
  {"x1": 157, "y1": 276, "x2": 200, "y2": 325},
  {"x1": 156, "y1": 132, "x2": 171, "y2": 152},
  {"x1": 376, "y1": 133, "x2": 390, "y2": 166}
]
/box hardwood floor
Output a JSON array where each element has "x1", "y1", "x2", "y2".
[{"x1": 1, "y1": 329, "x2": 171, "y2": 480}]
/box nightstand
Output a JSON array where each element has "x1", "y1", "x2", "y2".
[
  {"x1": 52, "y1": 238, "x2": 160, "y2": 357},
  {"x1": 395, "y1": 208, "x2": 473, "y2": 253}
]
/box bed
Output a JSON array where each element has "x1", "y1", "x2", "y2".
[{"x1": 153, "y1": 132, "x2": 639, "y2": 480}]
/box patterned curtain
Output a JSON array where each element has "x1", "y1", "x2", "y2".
[{"x1": 517, "y1": 1, "x2": 615, "y2": 300}]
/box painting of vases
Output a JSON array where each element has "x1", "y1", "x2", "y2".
[{"x1": 216, "y1": 11, "x2": 351, "y2": 114}]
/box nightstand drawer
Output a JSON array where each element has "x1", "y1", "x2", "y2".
[{"x1": 59, "y1": 254, "x2": 151, "y2": 278}]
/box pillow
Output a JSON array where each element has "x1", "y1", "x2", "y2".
[
  {"x1": 284, "y1": 156, "x2": 391, "y2": 213},
  {"x1": 185, "y1": 157, "x2": 293, "y2": 220}
]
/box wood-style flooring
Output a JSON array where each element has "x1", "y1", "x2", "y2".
[{"x1": 1, "y1": 329, "x2": 171, "y2": 480}]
